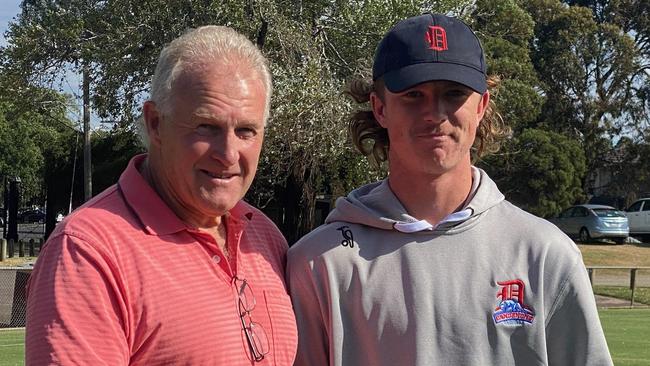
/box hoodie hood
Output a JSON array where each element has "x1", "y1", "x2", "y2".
[{"x1": 325, "y1": 167, "x2": 505, "y2": 232}]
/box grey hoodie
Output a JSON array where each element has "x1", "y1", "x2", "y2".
[{"x1": 287, "y1": 168, "x2": 612, "y2": 366}]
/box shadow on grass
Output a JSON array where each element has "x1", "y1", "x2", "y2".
[
  {"x1": 579, "y1": 240, "x2": 624, "y2": 246},
  {"x1": 630, "y1": 240, "x2": 650, "y2": 248},
  {"x1": 578, "y1": 236, "x2": 650, "y2": 247}
]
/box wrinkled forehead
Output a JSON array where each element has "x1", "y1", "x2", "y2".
[
  {"x1": 163, "y1": 59, "x2": 269, "y2": 118},
  {"x1": 162, "y1": 61, "x2": 267, "y2": 125}
]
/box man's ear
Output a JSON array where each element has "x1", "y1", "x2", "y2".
[
  {"x1": 476, "y1": 91, "x2": 490, "y2": 123},
  {"x1": 143, "y1": 101, "x2": 163, "y2": 147},
  {"x1": 370, "y1": 92, "x2": 388, "y2": 128}
]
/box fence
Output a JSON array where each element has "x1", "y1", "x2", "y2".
[
  {"x1": 0, "y1": 268, "x2": 31, "y2": 328},
  {"x1": 0, "y1": 265, "x2": 646, "y2": 330},
  {"x1": 587, "y1": 266, "x2": 650, "y2": 307},
  {"x1": 0, "y1": 239, "x2": 41, "y2": 260},
  {"x1": 0, "y1": 235, "x2": 40, "y2": 329}
]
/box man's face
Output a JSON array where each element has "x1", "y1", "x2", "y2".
[
  {"x1": 371, "y1": 80, "x2": 489, "y2": 177},
  {"x1": 146, "y1": 61, "x2": 267, "y2": 221}
]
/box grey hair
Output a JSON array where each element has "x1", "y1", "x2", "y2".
[{"x1": 138, "y1": 25, "x2": 272, "y2": 147}]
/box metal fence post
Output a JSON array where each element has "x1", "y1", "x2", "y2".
[
  {"x1": 18, "y1": 240, "x2": 24, "y2": 257},
  {"x1": 29, "y1": 239, "x2": 35, "y2": 257},
  {"x1": 588, "y1": 268, "x2": 595, "y2": 286},
  {"x1": 0, "y1": 238, "x2": 6, "y2": 261},
  {"x1": 8, "y1": 238, "x2": 14, "y2": 258},
  {"x1": 630, "y1": 268, "x2": 637, "y2": 307}
]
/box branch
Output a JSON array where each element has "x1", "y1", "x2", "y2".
[{"x1": 256, "y1": 18, "x2": 268, "y2": 49}]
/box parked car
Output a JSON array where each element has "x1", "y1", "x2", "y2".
[
  {"x1": 625, "y1": 198, "x2": 650, "y2": 238},
  {"x1": 548, "y1": 204, "x2": 629, "y2": 244},
  {"x1": 19, "y1": 208, "x2": 45, "y2": 224}
]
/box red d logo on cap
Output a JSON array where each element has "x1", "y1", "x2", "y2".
[{"x1": 425, "y1": 26, "x2": 448, "y2": 51}]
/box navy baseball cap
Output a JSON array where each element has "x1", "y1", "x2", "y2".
[{"x1": 372, "y1": 13, "x2": 487, "y2": 94}]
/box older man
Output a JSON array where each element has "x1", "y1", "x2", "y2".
[
  {"x1": 288, "y1": 13, "x2": 612, "y2": 366},
  {"x1": 26, "y1": 26, "x2": 297, "y2": 365}
]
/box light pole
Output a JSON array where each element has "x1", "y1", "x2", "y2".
[{"x1": 82, "y1": 62, "x2": 92, "y2": 202}]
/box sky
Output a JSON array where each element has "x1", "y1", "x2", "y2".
[{"x1": 0, "y1": 1, "x2": 20, "y2": 47}]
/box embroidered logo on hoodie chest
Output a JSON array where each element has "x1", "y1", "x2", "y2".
[{"x1": 493, "y1": 279, "x2": 535, "y2": 325}]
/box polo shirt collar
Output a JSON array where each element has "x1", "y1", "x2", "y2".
[{"x1": 118, "y1": 154, "x2": 255, "y2": 236}]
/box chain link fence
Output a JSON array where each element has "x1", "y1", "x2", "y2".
[
  {"x1": 0, "y1": 223, "x2": 43, "y2": 330},
  {"x1": 0, "y1": 268, "x2": 31, "y2": 328}
]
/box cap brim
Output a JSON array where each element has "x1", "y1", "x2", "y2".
[{"x1": 383, "y1": 62, "x2": 487, "y2": 94}]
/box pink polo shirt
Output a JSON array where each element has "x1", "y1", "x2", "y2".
[{"x1": 26, "y1": 154, "x2": 297, "y2": 365}]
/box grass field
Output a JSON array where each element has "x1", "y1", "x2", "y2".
[
  {"x1": 0, "y1": 329, "x2": 24, "y2": 366},
  {"x1": 578, "y1": 242, "x2": 650, "y2": 285},
  {"x1": 595, "y1": 286, "x2": 650, "y2": 305},
  {"x1": 0, "y1": 310, "x2": 648, "y2": 365},
  {"x1": 579, "y1": 242, "x2": 650, "y2": 267},
  {"x1": 600, "y1": 309, "x2": 650, "y2": 366},
  {"x1": 0, "y1": 258, "x2": 36, "y2": 268},
  {"x1": 579, "y1": 243, "x2": 650, "y2": 365}
]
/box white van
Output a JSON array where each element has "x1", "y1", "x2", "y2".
[{"x1": 625, "y1": 198, "x2": 650, "y2": 237}]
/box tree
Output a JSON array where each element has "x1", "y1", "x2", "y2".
[
  {"x1": 497, "y1": 129, "x2": 586, "y2": 217},
  {"x1": 524, "y1": 0, "x2": 646, "y2": 197},
  {"x1": 1, "y1": 30, "x2": 83, "y2": 235},
  {"x1": 472, "y1": 0, "x2": 544, "y2": 132},
  {"x1": 254, "y1": 0, "x2": 490, "y2": 242},
  {"x1": 564, "y1": 0, "x2": 650, "y2": 132},
  {"x1": 0, "y1": 84, "x2": 79, "y2": 221},
  {"x1": 600, "y1": 137, "x2": 650, "y2": 207},
  {"x1": 469, "y1": 0, "x2": 587, "y2": 216},
  {"x1": 0, "y1": 102, "x2": 45, "y2": 204},
  {"x1": 6, "y1": 0, "x2": 479, "y2": 242},
  {"x1": 7, "y1": 0, "x2": 584, "y2": 242},
  {"x1": 91, "y1": 127, "x2": 144, "y2": 195},
  {"x1": 560, "y1": 0, "x2": 650, "y2": 202},
  {"x1": 3, "y1": 0, "x2": 113, "y2": 201}
]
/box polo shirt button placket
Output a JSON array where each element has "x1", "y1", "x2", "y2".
[{"x1": 212, "y1": 255, "x2": 221, "y2": 264}]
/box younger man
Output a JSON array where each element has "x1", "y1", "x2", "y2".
[{"x1": 288, "y1": 13, "x2": 612, "y2": 366}]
